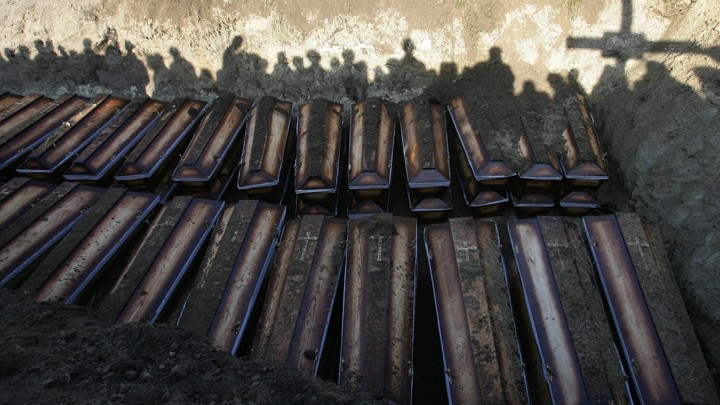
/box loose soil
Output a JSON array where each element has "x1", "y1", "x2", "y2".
[{"x1": 0, "y1": 288, "x2": 383, "y2": 404}]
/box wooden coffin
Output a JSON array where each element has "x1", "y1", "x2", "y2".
[
  {"x1": 340, "y1": 215, "x2": 416, "y2": 404},
  {"x1": 426, "y1": 218, "x2": 527, "y2": 404},
  {"x1": 348, "y1": 98, "x2": 396, "y2": 199},
  {"x1": 347, "y1": 194, "x2": 388, "y2": 218},
  {"x1": 95, "y1": 196, "x2": 224, "y2": 323},
  {"x1": 0, "y1": 182, "x2": 82, "y2": 248},
  {"x1": 537, "y1": 217, "x2": 630, "y2": 404},
  {"x1": 237, "y1": 96, "x2": 293, "y2": 200},
  {"x1": 251, "y1": 215, "x2": 347, "y2": 378},
  {"x1": 559, "y1": 94, "x2": 608, "y2": 190},
  {"x1": 115, "y1": 98, "x2": 208, "y2": 200},
  {"x1": 407, "y1": 187, "x2": 452, "y2": 222},
  {"x1": 614, "y1": 213, "x2": 718, "y2": 404},
  {"x1": 168, "y1": 201, "x2": 281, "y2": 344},
  {"x1": 447, "y1": 96, "x2": 515, "y2": 187},
  {"x1": 198, "y1": 201, "x2": 286, "y2": 355},
  {"x1": 172, "y1": 95, "x2": 252, "y2": 198},
  {"x1": 0, "y1": 184, "x2": 105, "y2": 288},
  {"x1": 508, "y1": 218, "x2": 589, "y2": 404},
  {"x1": 399, "y1": 96, "x2": 450, "y2": 196},
  {"x1": 63, "y1": 98, "x2": 167, "y2": 184},
  {"x1": 516, "y1": 110, "x2": 565, "y2": 190},
  {"x1": 0, "y1": 92, "x2": 24, "y2": 114},
  {"x1": 454, "y1": 130, "x2": 508, "y2": 216},
  {"x1": 0, "y1": 95, "x2": 89, "y2": 173},
  {"x1": 26, "y1": 189, "x2": 159, "y2": 304},
  {"x1": 0, "y1": 94, "x2": 58, "y2": 171},
  {"x1": 0, "y1": 178, "x2": 55, "y2": 230},
  {"x1": 296, "y1": 194, "x2": 338, "y2": 217},
  {"x1": 510, "y1": 189, "x2": 555, "y2": 217},
  {"x1": 0, "y1": 93, "x2": 44, "y2": 122},
  {"x1": 584, "y1": 215, "x2": 680, "y2": 404},
  {"x1": 17, "y1": 95, "x2": 130, "y2": 179},
  {"x1": 295, "y1": 98, "x2": 343, "y2": 202},
  {"x1": 558, "y1": 190, "x2": 598, "y2": 216}
]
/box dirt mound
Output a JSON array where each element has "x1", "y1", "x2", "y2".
[{"x1": 0, "y1": 289, "x2": 385, "y2": 404}]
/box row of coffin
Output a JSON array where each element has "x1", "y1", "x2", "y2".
[
  {"x1": 0, "y1": 90, "x2": 607, "y2": 220},
  {"x1": 0, "y1": 179, "x2": 715, "y2": 404}
]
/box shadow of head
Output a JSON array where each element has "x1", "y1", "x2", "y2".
[
  {"x1": 489, "y1": 46, "x2": 503, "y2": 64},
  {"x1": 230, "y1": 35, "x2": 243, "y2": 52},
  {"x1": 402, "y1": 38, "x2": 415, "y2": 55},
  {"x1": 307, "y1": 50, "x2": 321, "y2": 66}
]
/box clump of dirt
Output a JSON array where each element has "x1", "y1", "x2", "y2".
[{"x1": 0, "y1": 288, "x2": 385, "y2": 404}]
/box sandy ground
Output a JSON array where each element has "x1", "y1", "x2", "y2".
[{"x1": 0, "y1": 0, "x2": 719, "y2": 393}]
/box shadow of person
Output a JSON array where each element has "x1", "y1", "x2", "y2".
[
  {"x1": 381, "y1": 38, "x2": 436, "y2": 97},
  {"x1": 73, "y1": 38, "x2": 101, "y2": 82},
  {"x1": 96, "y1": 36, "x2": 128, "y2": 94},
  {"x1": 306, "y1": 50, "x2": 324, "y2": 78},
  {"x1": 0, "y1": 45, "x2": 36, "y2": 91},
  {"x1": 291, "y1": 56, "x2": 306, "y2": 75},
  {"x1": 2, "y1": 34, "x2": 151, "y2": 99},
  {"x1": 518, "y1": 80, "x2": 554, "y2": 113},
  {"x1": 216, "y1": 34, "x2": 268, "y2": 97},
  {"x1": 82, "y1": 39, "x2": 93, "y2": 54},
  {"x1": 168, "y1": 47, "x2": 197, "y2": 85},
  {"x1": 12, "y1": 45, "x2": 32, "y2": 61},
  {"x1": 29, "y1": 40, "x2": 58, "y2": 82},
  {"x1": 56, "y1": 44, "x2": 74, "y2": 59},
  {"x1": 33, "y1": 40, "x2": 56, "y2": 63},
  {"x1": 217, "y1": 35, "x2": 244, "y2": 88},
  {"x1": 423, "y1": 61, "x2": 458, "y2": 103},
  {"x1": 147, "y1": 52, "x2": 170, "y2": 97},
  {"x1": 147, "y1": 47, "x2": 197, "y2": 99},
  {"x1": 123, "y1": 41, "x2": 150, "y2": 96},
  {"x1": 589, "y1": 61, "x2": 632, "y2": 146},
  {"x1": 339, "y1": 49, "x2": 369, "y2": 102},
  {"x1": 266, "y1": 52, "x2": 292, "y2": 98},
  {"x1": 302, "y1": 50, "x2": 326, "y2": 98},
  {"x1": 547, "y1": 71, "x2": 584, "y2": 100},
  {"x1": 439, "y1": 62, "x2": 458, "y2": 82},
  {"x1": 452, "y1": 46, "x2": 519, "y2": 124},
  {"x1": 290, "y1": 56, "x2": 309, "y2": 99},
  {"x1": 330, "y1": 56, "x2": 340, "y2": 70},
  {"x1": 480, "y1": 47, "x2": 515, "y2": 102}
]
